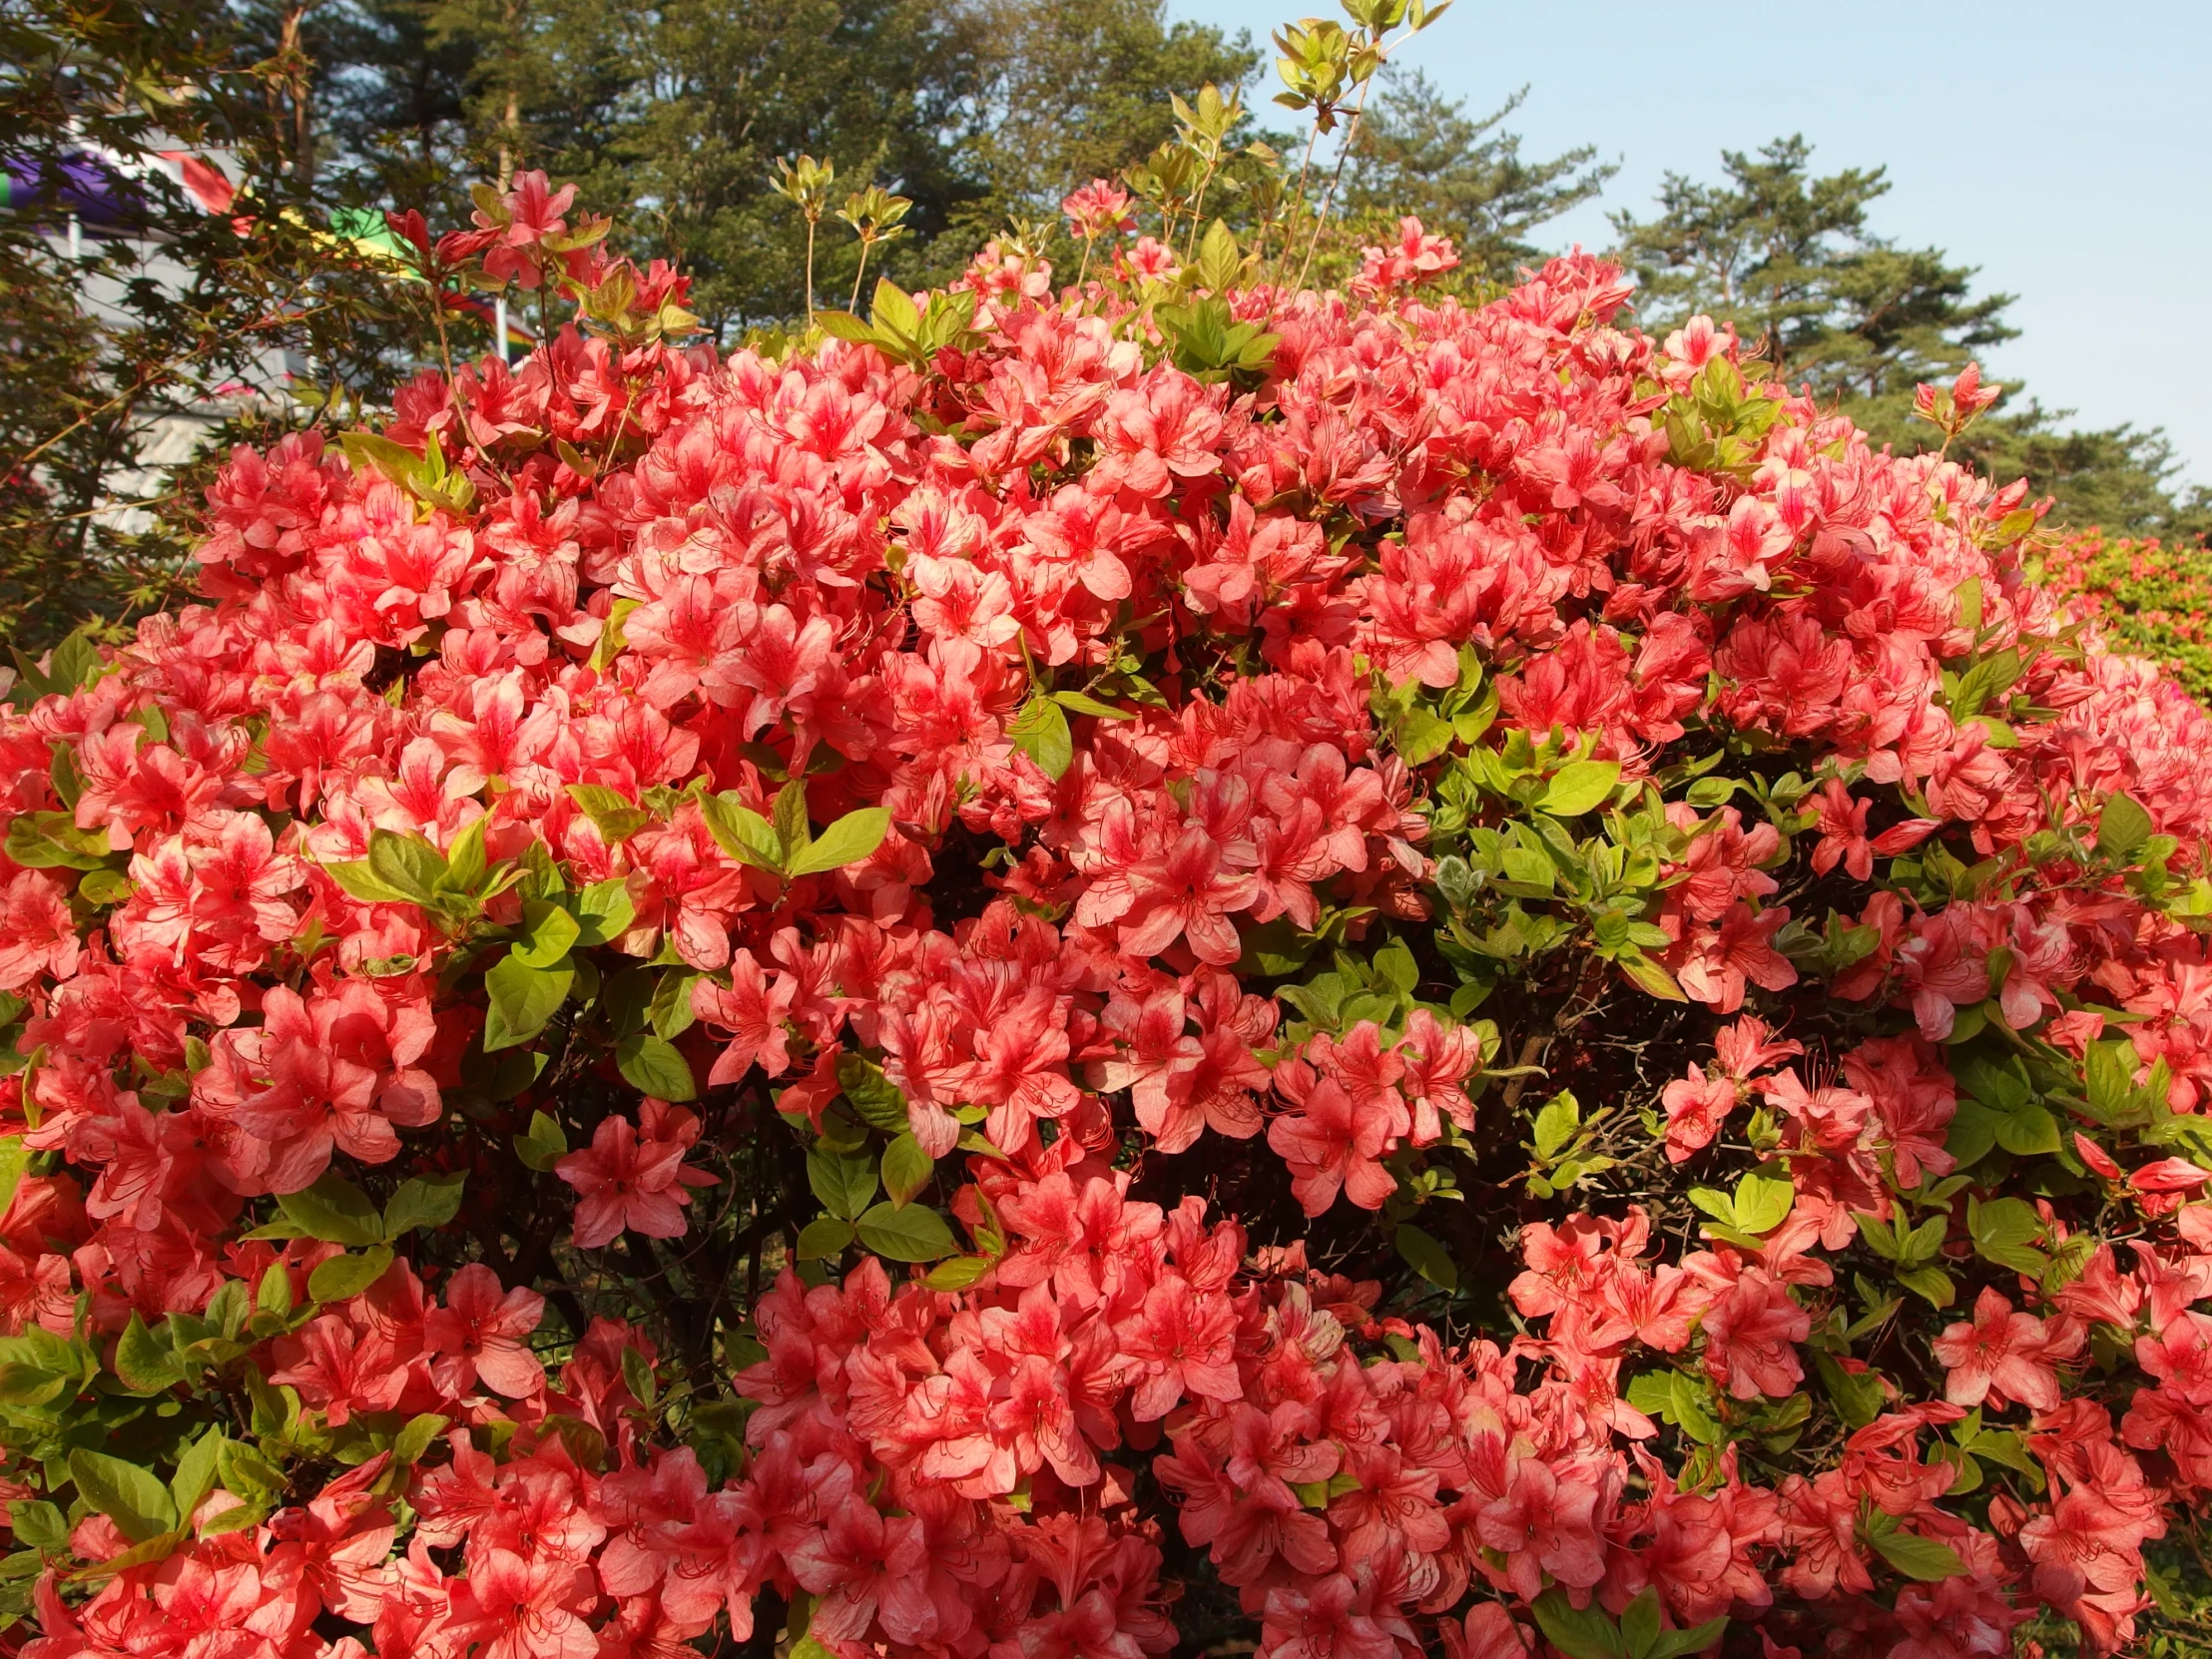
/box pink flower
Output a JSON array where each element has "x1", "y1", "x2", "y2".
[
  {"x1": 424, "y1": 1263, "x2": 546, "y2": 1397},
  {"x1": 1933, "y1": 1288, "x2": 2080, "y2": 1412},
  {"x1": 0, "y1": 871, "x2": 79, "y2": 989},
  {"x1": 555, "y1": 1107, "x2": 715, "y2": 1249},
  {"x1": 690, "y1": 948, "x2": 797, "y2": 1087},
  {"x1": 1351, "y1": 217, "x2": 1460, "y2": 297},
  {"x1": 1118, "y1": 1273, "x2": 1241, "y2": 1420},
  {"x1": 1700, "y1": 1266, "x2": 1809, "y2": 1400},
  {"x1": 1661, "y1": 1066, "x2": 1738, "y2": 1163},
  {"x1": 1061, "y1": 179, "x2": 1135, "y2": 242},
  {"x1": 1268, "y1": 1067, "x2": 1403, "y2": 1216}
]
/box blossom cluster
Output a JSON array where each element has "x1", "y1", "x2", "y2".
[{"x1": 1, "y1": 174, "x2": 2210, "y2": 1659}]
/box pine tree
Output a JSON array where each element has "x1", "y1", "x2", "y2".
[
  {"x1": 1341, "y1": 69, "x2": 1614, "y2": 286},
  {"x1": 1612, "y1": 137, "x2": 2206, "y2": 539}
]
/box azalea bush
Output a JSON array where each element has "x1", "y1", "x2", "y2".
[
  {"x1": 6, "y1": 156, "x2": 2212, "y2": 1659},
  {"x1": 2035, "y1": 530, "x2": 2212, "y2": 707}
]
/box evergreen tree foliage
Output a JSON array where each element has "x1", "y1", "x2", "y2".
[
  {"x1": 1611, "y1": 136, "x2": 2207, "y2": 540},
  {"x1": 1342, "y1": 69, "x2": 1614, "y2": 285}
]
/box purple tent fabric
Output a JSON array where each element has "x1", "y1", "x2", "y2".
[{"x1": 1, "y1": 153, "x2": 146, "y2": 229}]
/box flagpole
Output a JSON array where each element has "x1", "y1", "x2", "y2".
[{"x1": 494, "y1": 294, "x2": 509, "y2": 366}]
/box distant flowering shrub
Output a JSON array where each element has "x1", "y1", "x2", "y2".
[
  {"x1": 2037, "y1": 529, "x2": 2212, "y2": 705},
  {"x1": 4, "y1": 173, "x2": 2212, "y2": 1659}
]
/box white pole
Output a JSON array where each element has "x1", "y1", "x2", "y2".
[
  {"x1": 494, "y1": 294, "x2": 509, "y2": 365},
  {"x1": 67, "y1": 215, "x2": 80, "y2": 260}
]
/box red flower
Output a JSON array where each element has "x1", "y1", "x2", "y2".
[
  {"x1": 424, "y1": 1264, "x2": 546, "y2": 1398},
  {"x1": 1933, "y1": 1288, "x2": 2081, "y2": 1412}
]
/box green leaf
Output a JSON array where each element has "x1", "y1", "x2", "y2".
[
  {"x1": 1993, "y1": 1103, "x2": 2061, "y2": 1157},
  {"x1": 1050, "y1": 690, "x2": 1132, "y2": 720},
  {"x1": 439, "y1": 816, "x2": 489, "y2": 895},
  {"x1": 2096, "y1": 792, "x2": 2154, "y2": 860},
  {"x1": 1625, "y1": 1372, "x2": 1675, "y2": 1419},
  {"x1": 483, "y1": 952, "x2": 573, "y2": 1050},
  {"x1": 339, "y1": 428, "x2": 424, "y2": 489},
  {"x1": 1812, "y1": 1349, "x2": 1884, "y2": 1429},
  {"x1": 215, "y1": 1439, "x2": 284, "y2": 1500},
  {"x1": 698, "y1": 793, "x2": 784, "y2": 872},
  {"x1": 1373, "y1": 936, "x2": 1418, "y2": 995},
  {"x1": 870, "y1": 277, "x2": 921, "y2": 337},
  {"x1": 796, "y1": 1216, "x2": 853, "y2": 1259},
  {"x1": 1667, "y1": 1373, "x2": 1722, "y2": 1443},
  {"x1": 1392, "y1": 704, "x2": 1455, "y2": 765},
  {"x1": 207, "y1": 1278, "x2": 251, "y2": 1340},
  {"x1": 956, "y1": 1129, "x2": 1010, "y2": 1161},
  {"x1": 275, "y1": 1172, "x2": 384, "y2": 1248},
  {"x1": 1733, "y1": 1167, "x2": 1795, "y2": 1235},
  {"x1": 880, "y1": 1133, "x2": 934, "y2": 1208},
  {"x1": 1615, "y1": 949, "x2": 1687, "y2": 1001},
  {"x1": 8, "y1": 1500, "x2": 65, "y2": 1552},
  {"x1": 170, "y1": 1429, "x2": 225, "y2": 1522},
  {"x1": 629, "y1": 972, "x2": 691, "y2": 1045},
  {"x1": 256, "y1": 1262, "x2": 293, "y2": 1320},
  {"x1": 771, "y1": 781, "x2": 811, "y2": 864},
  {"x1": 1869, "y1": 1527, "x2": 1966, "y2": 1582},
  {"x1": 1008, "y1": 697, "x2": 1074, "y2": 781},
  {"x1": 1898, "y1": 1266, "x2": 1956, "y2": 1308},
  {"x1": 1393, "y1": 1224, "x2": 1457, "y2": 1291},
  {"x1": 78, "y1": 867, "x2": 133, "y2": 905},
  {"x1": 366, "y1": 829, "x2": 446, "y2": 903},
  {"x1": 855, "y1": 1201, "x2": 957, "y2": 1262},
  {"x1": 308, "y1": 1245, "x2": 394, "y2": 1305},
  {"x1": 815, "y1": 308, "x2": 877, "y2": 343},
  {"x1": 1688, "y1": 1186, "x2": 1736, "y2": 1228},
  {"x1": 617, "y1": 1033, "x2": 698, "y2": 1102},
  {"x1": 1968, "y1": 1195, "x2": 2040, "y2": 1248},
  {"x1": 1531, "y1": 1587, "x2": 1627, "y2": 1659},
  {"x1": 590, "y1": 599, "x2": 639, "y2": 673},
  {"x1": 68, "y1": 1450, "x2": 177, "y2": 1543},
  {"x1": 515, "y1": 1110, "x2": 568, "y2": 1172},
  {"x1": 622, "y1": 1347, "x2": 657, "y2": 1408},
  {"x1": 572, "y1": 878, "x2": 636, "y2": 946},
  {"x1": 788, "y1": 808, "x2": 890, "y2": 876},
  {"x1": 1942, "y1": 1100, "x2": 1999, "y2": 1169},
  {"x1": 567, "y1": 784, "x2": 651, "y2": 844},
  {"x1": 1646, "y1": 1619, "x2": 1729, "y2": 1659},
  {"x1": 808, "y1": 1147, "x2": 879, "y2": 1221},
  {"x1": 382, "y1": 1173, "x2": 467, "y2": 1240},
  {"x1": 1532, "y1": 1090, "x2": 1580, "y2": 1160},
  {"x1": 921, "y1": 1255, "x2": 995, "y2": 1291},
  {"x1": 1620, "y1": 1588, "x2": 1662, "y2": 1659},
  {"x1": 112, "y1": 1314, "x2": 182, "y2": 1394},
  {"x1": 512, "y1": 899, "x2": 581, "y2": 968},
  {"x1": 1193, "y1": 218, "x2": 1243, "y2": 290},
  {"x1": 837, "y1": 1054, "x2": 912, "y2": 1134},
  {"x1": 0, "y1": 1138, "x2": 31, "y2": 1229},
  {"x1": 1954, "y1": 576, "x2": 1983, "y2": 634},
  {"x1": 4, "y1": 812, "x2": 110, "y2": 870},
  {"x1": 391, "y1": 1412, "x2": 450, "y2": 1465},
  {"x1": 1540, "y1": 760, "x2": 1622, "y2": 818},
  {"x1": 323, "y1": 858, "x2": 416, "y2": 904}
]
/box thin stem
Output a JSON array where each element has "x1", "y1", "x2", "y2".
[
  {"x1": 1270, "y1": 124, "x2": 1323, "y2": 282},
  {"x1": 1185, "y1": 158, "x2": 1222, "y2": 259},
  {"x1": 1075, "y1": 232, "x2": 1097, "y2": 292},
  {"x1": 804, "y1": 218, "x2": 818, "y2": 323},
  {"x1": 1295, "y1": 84, "x2": 1377, "y2": 293},
  {"x1": 848, "y1": 238, "x2": 871, "y2": 311},
  {"x1": 427, "y1": 282, "x2": 456, "y2": 383}
]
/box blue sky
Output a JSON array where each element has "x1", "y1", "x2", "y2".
[{"x1": 1169, "y1": 0, "x2": 2211, "y2": 488}]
